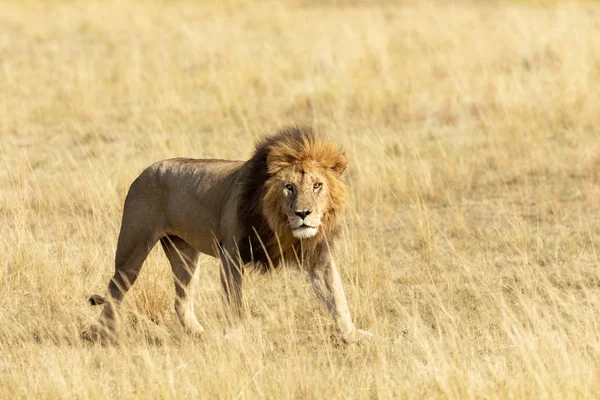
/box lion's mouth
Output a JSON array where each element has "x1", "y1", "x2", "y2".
[{"x1": 291, "y1": 224, "x2": 318, "y2": 239}]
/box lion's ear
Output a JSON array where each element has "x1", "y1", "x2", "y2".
[{"x1": 332, "y1": 154, "x2": 347, "y2": 175}]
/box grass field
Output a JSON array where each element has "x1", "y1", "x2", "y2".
[{"x1": 2, "y1": 0, "x2": 600, "y2": 398}]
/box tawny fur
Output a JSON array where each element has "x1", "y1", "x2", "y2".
[{"x1": 89, "y1": 126, "x2": 372, "y2": 343}]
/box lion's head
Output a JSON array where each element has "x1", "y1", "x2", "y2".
[
  {"x1": 238, "y1": 126, "x2": 347, "y2": 268},
  {"x1": 262, "y1": 128, "x2": 347, "y2": 240}
]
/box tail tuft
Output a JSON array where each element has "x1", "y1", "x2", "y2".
[{"x1": 89, "y1": 295, "x2": 107, "y2": 306}]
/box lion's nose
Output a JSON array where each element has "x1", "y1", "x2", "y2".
[{"x1": 295, "y1": 210, "x2": 312, "y2": 219}]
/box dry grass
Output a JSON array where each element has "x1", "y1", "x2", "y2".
[{"x1": 2, "y1": 0, "x2": 600, "y2": 398}]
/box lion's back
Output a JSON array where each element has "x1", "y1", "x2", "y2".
[
  {"x1": 118, "y1": 158, "x2": 246, "y2": 252},
  {"x1": 128, "y1": 157, "x2": 234, "y2": 191}
]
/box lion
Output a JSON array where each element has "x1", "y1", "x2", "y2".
[{"x1": 89, "y1": 126, "x2": 372, "y2": 343}]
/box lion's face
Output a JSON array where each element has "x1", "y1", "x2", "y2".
[
  {"x1": 259, "y1": 131, "x2": 348, "y2": 243},
  {"x1": 263, "y1": 160, "x2": 346, "y2": 241},
  {"x1": 278, "y1": 166, "x2": 330, "y2": 239}
]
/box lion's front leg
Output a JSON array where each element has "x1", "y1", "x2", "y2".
[{"x1": 311, "y1": 256, "x2": 373, "y2": 343}]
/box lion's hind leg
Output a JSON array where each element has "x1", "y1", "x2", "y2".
[
  {"x1": 91, "y1": 208, "x2": 162, "y2": 337},
  {"x1": 160, "y1": 235, "x2": 204, "y2": 336}
]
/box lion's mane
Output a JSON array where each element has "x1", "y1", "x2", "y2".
[{"x1": 237, "y1": 126, "x2": 347, "y2": 271}]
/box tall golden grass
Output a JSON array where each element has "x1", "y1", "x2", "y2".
[{"x1": 1, "y1": 0, "x2": 600, "y2": 397}]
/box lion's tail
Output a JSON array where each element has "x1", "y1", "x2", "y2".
[{"x1": 89, "y1": 295, "x2": 107, "y2": 306}]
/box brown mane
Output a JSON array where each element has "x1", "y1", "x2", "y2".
[{"x1": 237, "y1": 126, "x2": 347, "y2": 272}]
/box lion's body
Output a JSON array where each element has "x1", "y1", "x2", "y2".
[
  {"x1": 123, "y1": 158, "x2": 244, "y2": 258},
  {"x1": 90, "y1": 126, "x2": 371, "y2": 343}
]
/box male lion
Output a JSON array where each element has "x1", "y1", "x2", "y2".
[{"x1": 90, "y1": 126, "x2": 372, "y2": 343}]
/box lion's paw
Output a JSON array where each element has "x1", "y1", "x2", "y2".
[
  {"x1": 183, "y1": 322, "x2": 205, "y2": 338},
  {"x1": 356, "y1": 329, "x2": 374, "y2": 341},
  {"x1": 343, "y1": 328, "x2": 374, "y2": 344},
  {"x1": 81, "y1": 324, "x2": 117, "y2": 345}
]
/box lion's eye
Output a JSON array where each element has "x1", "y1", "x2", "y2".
[
  {"x1": 313, "y1": 182, "x2": 322, "y2": 190},
  {"x1": 285, "y1": 184, "x2": 294, "y2": 192}
]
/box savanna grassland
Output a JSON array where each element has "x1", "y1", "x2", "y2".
[{"x1": 2, "y1": 0, "x2": 600, "y2": 398}]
